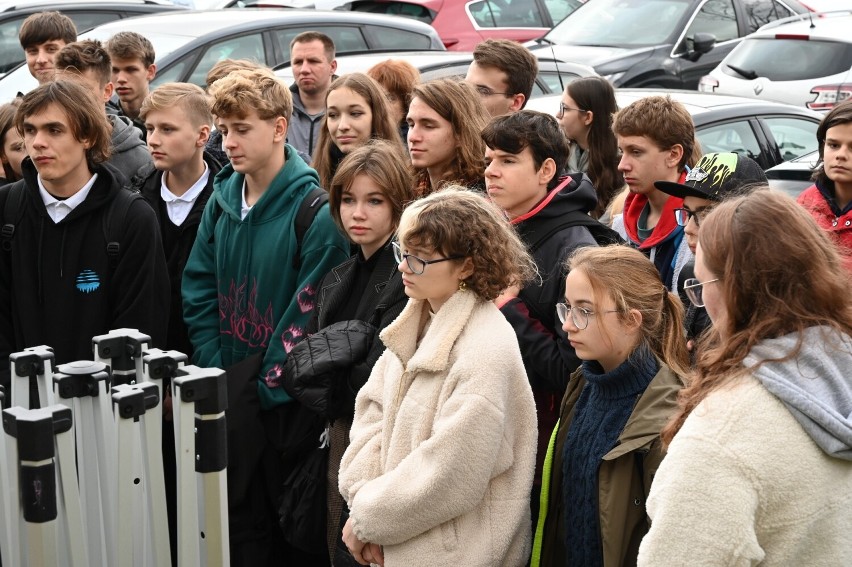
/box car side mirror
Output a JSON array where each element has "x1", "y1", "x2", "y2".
[{"x1": 685, "y1": 32, "x2": 716, "y2": 62}]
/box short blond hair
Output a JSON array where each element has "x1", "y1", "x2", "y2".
[
  {"x1": 207, "y1": 68, "x2": 291, "y2": 121},
  {"x1": 140, "y1": 82, "x2": 211, "y2": 127}
]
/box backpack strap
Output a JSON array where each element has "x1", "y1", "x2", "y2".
[
  {"x1": 1, "y1": 182, "x2": 27, "y2": 253},
  {"x1": 292, "y1": 187, "x2": 329, "y2": 271},
  {"x1": 103, "y1": 188, "x2": 144, "y2": 271},
  {"x1": 525, "y1": 210, "x2": 624, "y2": 253}
]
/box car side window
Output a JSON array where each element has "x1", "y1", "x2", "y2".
[
  {"x1": 0, "y1": 17, "x2": 27, "y2": 75},
  {"x1": 685, "y1": 0, "x2": 738, "y2": 47},
  {"x1": 186, "y1": 33, "x2": 265, "y2": 86},
  {"x1": 537, "y1": 71, "x2": 580, "y2": 94},
  {"x1": 469, "y1": 0, "x2": 546, "y2": 28},
  {"x1": 740, "y1": 0, "x2": 796, "y2": 33},
  {"x1": 697, "y1": 120, "x2": 763, "y2": 164},
  {"x1": 761, "y1": 117, "x2": 819, "y2": 161},
  {"x1": 68, "y1": 11, "x2": 121, "y2": 34},
  {"x1": 542, "y1": 0, "x2": 583, "y2": 24},
  {"x1": 274, "y1": 26, "x2": 368, "y2": 61},
  {"x1": 365, "y1": 25, "x2": 434, "y2": 50}
]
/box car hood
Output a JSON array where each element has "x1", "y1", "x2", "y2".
[{"x1": 529, "y1": 42, "x2": 655, "y2": 69}]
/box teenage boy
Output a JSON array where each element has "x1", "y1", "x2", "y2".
[
  {"x1": 182, "y1": 68, "x2": 349, "y2": 565},
  {"x1": 611, "y1": 95, "x2": 695, "y2": 291},
  {"x1": 288, "y1": 31, "x2": 337, "y2": 159},
  {"x1": 18, "y1": 11, "x2": 76, "y2": 85},
  {"x1": 465, "y1": 38, "x2": 538, "y2": 118},
  {"x1": 655, "y1": 151, "x2": 767, "y2": 346},
  {"x1": 0, "y1": 80, "x2": 169, "y2": 393},
  {"x1": 483, "y1": 110, "x2": 617, "y2": 523},
  {"x1": 105, "y1": 31, "x2": 157, "y2": 140},
  {"x1": 54, "y1": 40, "x2": 152, "y2": 183}
]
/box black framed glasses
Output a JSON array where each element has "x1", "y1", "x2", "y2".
[
  {"x1": 555, "y1": 302, "x2": 620, "y2": 330},
  {"x1": 673, "y1": 206, "x2": 713, "y2": 228},
  {"x1": 683, "y1": 278, "x2": 720, "y2": 307},
  {"x1": 556, "y1": 102, "x2": 587, "y2": 119},
  {"x1": 392, "y1": 242, "x2": 465, "y2": 275}
]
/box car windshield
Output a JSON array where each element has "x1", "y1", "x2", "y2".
[
  {"x1": 724, "y1": 37, "x2": 852, "y2": 81},
  {"x1": 544, "y1": 0, "x2": 692, "y2": 47}
]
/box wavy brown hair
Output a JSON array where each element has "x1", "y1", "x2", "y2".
[
  {"x1": 661, "y1": 190, "x2": 852, "y2": 445},
  {"x1": 613, "y1": 95, "x2": 695, "y2": 172},
  {"x1": 312, "y1": 73, "x2": 400, "y2": 189},
  {"x1": 208, "y1": 68, "x2": 291, "y2": 122},
  {"x1": 409, "y1": 79, "x2": 490, "y2": 193},
  {"x1": 568, "y1": 245, "x2": 689, "y2": 376},
  {"x1": 329, "y1": 139, "x2": 412, "y2": 237},
  {"x1": 397, "y1": 186, "x2": 536, "y2": 301}
]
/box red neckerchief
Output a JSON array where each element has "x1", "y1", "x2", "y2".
[
  {"x1": 509, "y1": 176, "x2": 573, "y2": 226},
  {"x1": 622, "y1": 170, "x2": 687, "y2": 249}
]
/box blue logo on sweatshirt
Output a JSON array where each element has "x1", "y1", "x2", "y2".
[{"x1": 76, "y1": 269, "x2": 100, "y2": 293}]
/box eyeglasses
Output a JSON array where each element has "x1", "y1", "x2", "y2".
[
  {"x1": 555, "y1": 303, "x2": 620, "y2": 330},
  {"x1": 392, "y1": 241, "x2": 465, "y2": 275},
  {"x1": 682, "y1": 278, "x2": 720, "y2": 307},
  {"x1": 556, "y1": 102, "x2": 587, "y2": 119},
  {"x1": 474, "y1": 85, "x2": 509, "y2": 97},
  {"x1": 673, "y1": 206, "x2": 713, "y2": 228}
]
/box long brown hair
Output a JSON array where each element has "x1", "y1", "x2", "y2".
[
  {"x1": 567, "y1": 245, "x2": 689, "y2": 376},
  {"x1": 662, "y1": 191, "x2": 852, "y2": 445},
  {"x1": 409, "y1": 79, "x2": 489, "y2": 194},
  {"x1": 312, "y1": 73, "x2": 400, "y2": 189}
]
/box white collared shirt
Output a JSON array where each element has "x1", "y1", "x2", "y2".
[
  {"x1": 241, "y1": 179, "x2": 252, "y2": 220},
  {"x1": 160, "y1": 163, "x2": 210, "y2": 226},
  {"x1": 38, "y1": 173, "x2": 98, "y2": 223}
]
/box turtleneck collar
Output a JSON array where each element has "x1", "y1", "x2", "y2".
[{"x1": 581, "y1": 344, "x2": 659, "y2": 400}]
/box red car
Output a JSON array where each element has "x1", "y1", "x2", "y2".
[{"x1": 343, "y1": 0, "x2": 583, "y2": 50}]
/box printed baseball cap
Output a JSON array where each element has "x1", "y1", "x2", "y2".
[{"x1": 655, "y1": 152, "x2": 767, "y2": 201}]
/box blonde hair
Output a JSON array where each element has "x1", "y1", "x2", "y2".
[
  {"x1": 207, "y1": 68, "x2": 291, "y2": 121},
  {"x1": 567, "y1": 245, "x2": 689, "y2": 376},
  {"x1": 397, "y1": 186, "x2": 536, "y2": 301},
  {"x1": 139, "y1": 82, "x2": 212, "y2": 128},
  {"x1": 205, "y1": 58, "x2": 263, "y2": 87}
]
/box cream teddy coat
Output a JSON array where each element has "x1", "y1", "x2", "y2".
[
  {"x1": 638, "y1": 370, "x2": 852, "y2": 565},
  {"x1": 338, "y1": 290, "x2": 538, "y2": 567}
]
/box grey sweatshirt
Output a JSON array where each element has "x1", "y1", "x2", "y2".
[
  {"x1": 745, "y1": 326, "x2": 852, "y2": 461},
  {"x1": 109, "y1": 115, "x2": 152, "y2": 185}
]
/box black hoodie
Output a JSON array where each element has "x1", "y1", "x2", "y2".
[
  {"x1": 499, "y1": 173, "x2": 600, "y2": 487},
  {"x1": 129, "y1": 152, "x2": 222, "y2": 357},
  {"x1": 0, "y1": 158, "x2": 169, "y2": 388}
]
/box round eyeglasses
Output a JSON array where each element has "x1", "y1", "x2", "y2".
[
  {"x1": 392, "y1": 242, "x2": 464, "y2": 275},
  {"x1": 683, "y1": 278, "x2": 720, "y2": 307},
  {"x1": 556, "y1": 302, "x2": 620, "y2": 330}
]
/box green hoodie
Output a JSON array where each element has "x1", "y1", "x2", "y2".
[{"x1": 182, "y1": 145, "x2": 349, "y2": 408}]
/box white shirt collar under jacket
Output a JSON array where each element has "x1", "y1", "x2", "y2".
[
  {"x1": 160, "y1": 163, "x2": 210, "y2": 226},
  {"x1": 38, "y1": 173, "x2": 98, "y2": 224}
]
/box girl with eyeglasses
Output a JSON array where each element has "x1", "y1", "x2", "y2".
[
  {"x1": 639, "y1": 191, "x2": 852, "y2": 565},
  {"x1": 339, "y1": 187, "x2": 539, "y2": 566},
  {"x1": 281, "y1": 140, "x2": 411, "y2": 565},
  {"x1": 557, "y1": 77, "x2": 623, "y2": 221},
  {"x1": 532, "y1": 245, "x2": 688, "y2": 567}
]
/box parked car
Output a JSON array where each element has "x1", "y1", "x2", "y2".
[
  {"x1": 274, "y1": 50, "x2": 598, "y2": 95},
  {"x1": 340, "y1": 0, "x2": 584, "y2": 50},
  {"x1": 526, "y1": 0, "x2": 810, "y2": 89},
  {"x1": 525, "y1": 89, "x2": 822, "y2": 169},
  {"x1": 698, "y1": 13, "x2": 852, "y2": 111},
  {"x1": 0, "y1": 8, "x2": 445, "y2": 101},
  {"x1": 0, "y1": 0, "x2": 184, "y2": 77},
  {"x1": 765, "y1": 149, "x2": 819, "y2": 196}
]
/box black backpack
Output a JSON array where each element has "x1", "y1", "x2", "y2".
[
  {"x1": 205, "y1": 186, "x2": 329, "y2": 271},
  {"x1": 520, "y1": 209, "x2": 625, "y2": 254},
  {"x1": 0, "y1": 181, "x2": 141, "y2": 270}
]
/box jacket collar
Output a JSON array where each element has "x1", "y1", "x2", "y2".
[
  {"x1": 380, "y1": 289, "x2": 478, "y2": 372},
  {"x1": 621, "y1": 170, "x2": 687, "y2": 249},
  {"x1": 603, "y1": 362, "x2": 682, "y2": 460}
]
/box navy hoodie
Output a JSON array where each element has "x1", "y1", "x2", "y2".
[{"x1": 0, "y1": 158, "x2": 170, "y2": 387}]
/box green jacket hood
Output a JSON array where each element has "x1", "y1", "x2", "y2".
[{"x1": 213, "y1": 145, "x2": 320, "y2": 221}]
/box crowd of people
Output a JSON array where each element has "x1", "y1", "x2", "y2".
[{"x1": 0, "y1": 9, "x2": 851, "y2": 567}]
